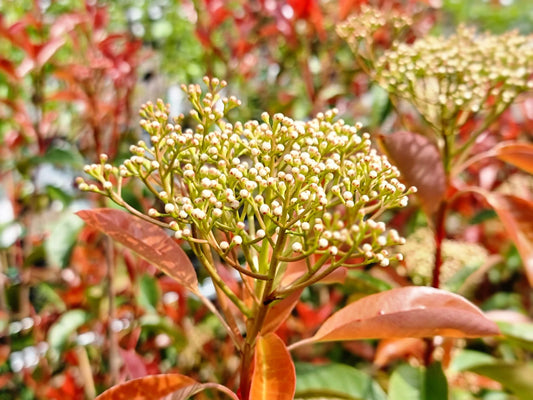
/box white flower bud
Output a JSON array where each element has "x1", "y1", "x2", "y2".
[
  {"x1": 292, "y1": 242, "x2": 303, "y2": 252},
  {"x1": 259, "y1": 204, "x2": 270, "y2": 214}
]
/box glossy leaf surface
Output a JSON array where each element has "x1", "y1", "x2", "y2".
[
  {"x1": 497, "y1": 321, "x2": 533, "y2": 352},
  {"x1": 378, "y1": 131, "x2": 446, "y2": 218},
  {"x1": 374, "y1": 338, "x2": 426, "y2": 367},
  {"x1": 451, "y1": 350, "x2": 533, "y2": 400},
  {"x1": 389, "y1": 362, "x2": 447, "y2": 400},
  {"x1": 76, "y1": 208, "x2": 198, "y2": 291},
  {"x1": 494, "y1": 142, "x2": 533, "y2": 174},
  {"x1": 299, "y1": 287, "x2": 499, "y2": 345},
  {"x1": 95, "y1": 374, "x2": 199, "y2": 400},
  {"x1": 482, "y1": 193, "x2": 533, "y2": 286},
  {"x1": 261, "y1": 289, "x2": 303, "y2": 334},
  {"x1": 250, "y1": 333, "x2": 295, "y2": 400},
  {"x1": 295, "y1": 362, "x2": 387, "y2": 400}
]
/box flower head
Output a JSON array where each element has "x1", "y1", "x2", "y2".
[{"x1": 79, "y1": 77, "x2": 411, "y2": 271}]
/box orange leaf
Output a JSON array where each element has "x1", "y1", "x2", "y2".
[
  {"x1": 297, "y1": 287, "x2": 499, "y2": 346},
  {"x1": 282, "y1": 257, "x2": 346, "y2": 286},
  {"x1": 378, "y1": 131, "x2": 446, "y2": 219},
  {"x1": 76, "y1": 208, "x2": 198, "y2": 292},
  {"x1": 250, "y1": 333, "x2": 295, "y2": 400},
  {"x1": 95, "y1": 374, "x2": 198, "y2": 400},
  {"x1": 494, "y1": 142, "x2": 533, "y2": 175},
  {"x1": 374, "y1": 338, "x2": 426, "y2": 367},
  {"x1": 483, "y1": 193, "x2": 533, "y2": 286},
  {"x1": 261, "y1": 289, "x2": 303, "y2": 335}
]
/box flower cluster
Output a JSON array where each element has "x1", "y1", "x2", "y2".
[
  {"x1": 340, "y1": 8, "x2": 533, "y2": 137},
  {"x1": 78, "y1": 77, "x2": 412, "y2": 281},
  {"x1": 377, "y1": 26, "x2": 533, "y2": 131},
  {"x1": 336, "y1": 6, "x2": 412, "y2": 58},
  {"x1": 399, "y1": 228, "x2": 488, "y2": 288}
]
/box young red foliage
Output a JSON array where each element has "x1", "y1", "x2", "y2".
[
  {"x1": 76, "y1": 208, "x2": 199, "y2": 292},
  {"x1": 250, "y1": 333, "x2": 296, "y2": 400},
  {"x1": 292, "y1": 286, "x2": 499, "y2": 348},
  {"x1": 378, "y1": 131, "x2": 447, "y2": 219},
  {"x1": 95, "y1": 374, "x2": 199, "y2": 400}
]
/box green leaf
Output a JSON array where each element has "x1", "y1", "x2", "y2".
[
  {"x1": 138, "y1": 274, "x2": 160, "y2": 313},
  {"x1": 344, "y1": 269, "x2": 392, "y2": 294},
  {"x1": 497, "y1": 321, "x2": 533, "y2": 352},
  {"x1": 451, "y1": 349, "x2": 533, "y2": 400},
  {"x1": 450, "y1": 349, "x2": 495, "y2": 372},
  {"x1": 370, "y1": 84, "x2": 392, "y2": 128},
  {"x1": 45, "y1": 211, "x2": 84, "y2": 268},
  {"x1": 469, "y1": 209, "x2": 497, "y2": 225},
  {"x1": 36, "y1": 146, "x2": 84, "y2": 168},
  {"x1": 389, "y1": 362, "x2": 447, "y2": 400},
  {"x1": 140, "y1": 314, "x2": 187, "y2": 349},
  {"x1": 389, "y1": 364, "x2": 423, "y2": 400},
  {"x1": 468, "y1": 364, "x2": 533, "y2": 400},
  {"x1": 295, "y1": 362, "x2": 387, "y2": 400},
  {"x1": 425, "y1": 362, "x2": 448, "y2": 400},
  {"x1": 47, "y1": 309, "x2": 88, "y2": 359},
  {"x1": 32, "y1": 282, "x2": 66, "y2": 313},
  {"x1": 151, "y1": 20, "x2": 173, "y2": 40}
]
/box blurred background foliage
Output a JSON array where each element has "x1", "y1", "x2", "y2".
[{"x1": 0, "y1": 0, "x2": 532, "y2": 399}]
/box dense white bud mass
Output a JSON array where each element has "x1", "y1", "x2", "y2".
[{"x1": 80, "y1": 77, "x2": 410, "y2": 271}]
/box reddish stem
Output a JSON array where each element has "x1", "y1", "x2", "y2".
[{"x1": 431, "y1": 201, "x2": 448, "y2": 289}]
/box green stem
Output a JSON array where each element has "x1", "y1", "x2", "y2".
[
  {"x1": 239, "y1": 230, "x2": 287, "y2": 399},
  {"x1": 193, "y1": 241, "x2": 251, "y2": 318},
  {"x1": 195, "y1": 289, "x2": 243, "y2": 351}
]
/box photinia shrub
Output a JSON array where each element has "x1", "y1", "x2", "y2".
[{"x1": 77, "y1": 77, "x2": 499, "y2": 399}]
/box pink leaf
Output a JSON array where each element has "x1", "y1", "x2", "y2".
[
  {"x1": 36, "y1": 37, "x2": 66, "y2": 68},
  {"x1": 298, "y1": 287, "x2": 499, "y2": 345},
  {"x1": 76, "y1": 208, "x2": 198, "y2": 292},
  {"x1": 119, "y1": 349, "x2": 148, "y2": 379},
  {"x1": 378, "y1": 131, "x2": 446, "y2": 218},
  {"x1": 483, "y1": 193, "x2": 533, "y2": 286}
]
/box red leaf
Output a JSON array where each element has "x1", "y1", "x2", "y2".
[
  {"x1": 16, "y1": 57, "x2": 35, "y2": 77},
  {"x1": 250, "y1": 333, "x2": 296, "y2": 400},
  {"x1": 338, "y1": 0, "x2": 366, "y2": 20},
  {"x1": 378, "y1": 131, "x2": 446, "y2": 218},
  {"x1": 0, "y1": 58, "x2": 18, "y2": 80},
  {"x1": 288, "y1": 0, "x2": 325, "y2": 40},
  {"x1": 281, "y1": 257, "x2": 346, "y2": 286},
  {"x1": 295, "y1": 287, "x2": 499, "y2": 346},
  {"x1": 119, "y1": 348, "x2": 148, "y2": 379},
  {"x1": 50, "y1": 13, "x2": 84, "y2": 38},
  {"x1": 483, "y1": 193, "x2": 533, "y2": 286},
  {"x1": 261, "y1": 289, "x2": 303, "y2": 335},
  {"x1": 36, "y1": 37, "x2": 66, "y2": 68},
  {"x1": 374, "y1": 338, "x2": 426, "y2": 367},
  {"x1": 95, "y1": 374, "x2": 199, "y2": 400},
  {"x1": 76, "y1": 208, "x2": 198, "y2": 292},
  {"x1": 494, "y1": 142, "x2": 533, "y2": 174}
]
